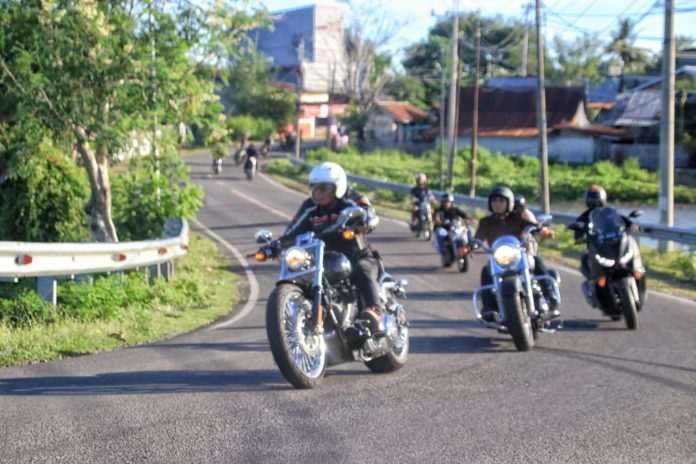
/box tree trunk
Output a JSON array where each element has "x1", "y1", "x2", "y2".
[{"x1": 73, "y1": 126, "x2": 119, "y2": 242}]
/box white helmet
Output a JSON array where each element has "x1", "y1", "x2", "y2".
[{"x1": 309, "y1": 162, "x2": 347, "y2": 199}]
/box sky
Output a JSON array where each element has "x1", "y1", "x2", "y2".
[{"x1": 259, "y1": 0, "x2": 696, "y2": 61}]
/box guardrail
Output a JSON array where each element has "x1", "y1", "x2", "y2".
[
  {"x1": 0, "y1": 218, "x2": 189, "y2": 305},
  {"x1": 289, "y1": 158, "x2": 696, "y2": 247}
]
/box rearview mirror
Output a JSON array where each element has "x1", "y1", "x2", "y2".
[
  {"x1": 254, "y1": 229, "x2": 273, "y2": 244},
  {"x1": 629, "y1": 210, "x2": 643, "y2": 219}
]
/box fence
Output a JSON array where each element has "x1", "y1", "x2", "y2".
[
  {"x1": 290, "y1": 158, "x2": 696, "y2": 247},
  {"x1": 0, "y1": 219, "x2": 189, "y2": 305}
]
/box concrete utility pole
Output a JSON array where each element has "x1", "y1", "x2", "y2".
[
  {"x1": 469, "y1": 26, "x2": 480, "y2": 197},
  {"x1": 294, "y1": 38, "x2": 304, "y2": 159},
  {"x1": 659, "y1": 0, "x2": 675, "y2": 252},
  {"x1": 446, "y1": 0, "x2": 459, "y2": 190},
  {"x1": 521, "y1": 2, "x2": 531, "y2": 77},
  {"x1": 439, "y1": 54, "x2": 446, "y2": 191},
  {"x1": 326, "y1": 63, "x2": 335, "y2": 148},
  {"x1": 535, "y1": 0, "x2": 550, "y2": 214}
]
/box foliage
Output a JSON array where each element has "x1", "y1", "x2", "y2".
[
  {"x1": 0, "y1": 0, "x2": 266, "y2": 241},
  {"x1": 0, "y1": 121, "x2": 90, "y2": 242},
  {"x1": 551, "y1": 34, "x2": 605, "y2": 87},
  {"x1": 384, "y1": 74, "x2": 429, "y2": 110},
  {"x1": 226, "y1": 115, "x2": 275, "y2": 143},
  {"x1": 225, "y1": 52, "x2": 295, "y2": 128},
  {"x1": 303, "y1": 147, "x2": 696, "y2": 205},
  {"x1": 0, "y1": 233, "x2": 238, "y2": 366},
  {"x1": 604, "y1": 18, "x2": 650, "y2": 74},
  {"x1": 111, "y1": 132, "x2": 203, "y2": 241}
]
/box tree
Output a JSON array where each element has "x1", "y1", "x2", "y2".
[
  {"x1": 551, "y1": 34, "x2": 604, "y2": 86},
  {"x1": 225, "y1": 52, "x2": 295, "y2": 128},
  {"x1": 383, "y1": 74, "x2": 428, "y2": 110},
  {"x1": 0, "y1": 0, "x2": 265, "y2": 242},
  {"x1": 605, "y1": 18, "x2": 650, "y2": 74}
]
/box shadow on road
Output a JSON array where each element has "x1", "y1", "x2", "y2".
[
  {"x1": 561, "y1": 319, "x2": 626, "y2": 332},
  {"x1": 409, "y1": 334, "x2": 508, "y2": 354},
  {"x1": 406, "y1": 290, "x2": 474, "y2": 301},
  {"x1": 202, "y1": 221, "x2": 287, "y2": 232},
  {"x1": 0, "y1": 369, "x2": 289, "y2": 396},
  {"x1": 536, "y1": 346, "x2": 695, "y2": 393}
]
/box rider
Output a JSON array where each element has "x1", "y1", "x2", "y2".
[
  {"x1": 572, "y1": 185, "x2": 642, "y2": 281},
  {"x1": 513, "y1": 194, "x2": 537, "y2": 223},
  {"x1": 475, "y1": 185, "x2": 558, "y2": 322},
  {"x1": 433, "y1": 193, "x2": 473, "y2": 253},
  {"x1": 278, "y1": 162, "x2": 383, "y2": 331},
  {"x1": 261, "y1": 137, "x2": 272, "y2": 157},
  {"x1": 409, "y1": 173, "x2": 434, "y2": 230}
]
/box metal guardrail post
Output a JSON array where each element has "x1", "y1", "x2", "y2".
[{"x1": 37, "y1": 277, "x2": 57, "y2": 306}]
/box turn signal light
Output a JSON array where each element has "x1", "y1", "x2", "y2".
[
  {"x1": 598, "y1": 277, "x2": 607, "y2": 288},
  {"x1": 459, "y1": 247, "x2": 469, "y2": 256},
  {"x1": 342, "y1": 230, "x2": 355, "y2": 240},
  {"x1": 634, "y1": 271, "x2": 643, "y2": 280},
  {"x1": 16, "y1": 254, "x2": 33, "y2": 265},
  {"x1": 255, "y1": 251, "x2": 267, "y2": 262}
]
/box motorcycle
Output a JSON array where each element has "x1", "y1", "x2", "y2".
[
  {"x1": 233, "y1": 147, "x2": 245, "y2": 166},
  {"x1": 472, "y1": 215, "x2": 562, "y2": 351},
  {"x1": 434, "y1": 219, "x2": 474, "y2": 272},
  {"x1": 212, "y1": 158, "x2": 222, "y2": 175},
  {"x1": 411, "y1": 199, "x2": 433, "y2": 240},
  {"x1": 568, "y1": 207, "x2": 646, "y2": 330},
  {"x1": 252, "y1": 206, "x2": 410, "y2": 389},
  {"x1": 244, "y1": 155, "x2": 257, "y2": 180}
]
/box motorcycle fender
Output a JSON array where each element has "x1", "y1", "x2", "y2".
[
  {"x1": 499, "y1": 275, "x2": 522, "y2": 297},
  {"x1": 614, "y1": 276, "x2": 639, "y2": 304}
]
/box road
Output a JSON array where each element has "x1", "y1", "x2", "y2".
[{"x1": 1, "y1": 152, "x2": 694, "y2": 463}]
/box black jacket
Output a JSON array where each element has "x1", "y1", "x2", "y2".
[
  {"x1": 434, "y1": 206, "x2": 471, "y2": 228},
  {"x1": 573, "y1": 208, "x2": 634, "y2": 241}
]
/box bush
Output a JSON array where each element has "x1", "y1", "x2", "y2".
[{"x1": 0, "y1": 121, "x2": 90, "y2": 242}]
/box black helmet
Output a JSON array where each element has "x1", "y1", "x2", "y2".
[
  {"x1": 488, "y1": 185, "x2": 514, "y2": 213},
  {"x1": 514, "y1": 194, "x2": 526, "y2": 211},
  {"x1": 585, "y1": 185, "x2": 607, "y2": 209},
  {"x1": 440, "y1": 192, "x2": 454, "y2": 203}
]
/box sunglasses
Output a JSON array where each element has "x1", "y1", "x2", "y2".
[
  {"x1": 311, "y1": 183, "x2": 335, "y2": 193},
  {"x1": 491, "y1": 197, "x2": 508, "y2": 202}
]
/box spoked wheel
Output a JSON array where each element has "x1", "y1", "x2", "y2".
[
  {"x1": 365, "y1": 306, "x2": 409, "y2": 373},
  {"x1": 266, "y1": 284, "x2": 326, "y2": 388},
  {"x1": 501, "y1": 276, "x2": 534, "y2": 351}
]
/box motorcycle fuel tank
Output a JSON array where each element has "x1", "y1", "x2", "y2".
[{"x1": 323, "y1": 251, "x2": 352, "y2": 283}]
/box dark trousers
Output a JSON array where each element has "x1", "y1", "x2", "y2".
[{"x1": 351, "y1": 255, "x2": 381, "y2": 309}]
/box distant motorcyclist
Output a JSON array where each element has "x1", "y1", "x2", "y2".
[
  {"x1": 513, "y1": 194, "x2": 537, "y2": 223},
  {"x1": 433, "y1": 193, "x2": 473, "y2": 253},
  {"x1": 261, "y1": 137, "x2": 272, "y2": 157},
  {"x1": 475, "y1": 185, "x2": 557, "y2": 321},
  {"x1": 409, "y1": 173, "x2": 434, "y2": 231},
  {"x1": 278, "y1": 162, "x2": 383, "y2": 331}
]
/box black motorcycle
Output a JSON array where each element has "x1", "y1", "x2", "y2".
[
  {"x1": 243, "y1": 155, "x2": 257, "y2": 180},
  {"x1": 252, "y1": 206, "x2": 409, "y2": 389},
  {"x1": 212, "y1": 158, "x2": 222, "y2": 175},
  {"x1": 569, "y1": 207, "x2": 646, "y2": 330}
]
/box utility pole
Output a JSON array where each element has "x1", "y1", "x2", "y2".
[
  {"x1": 439, "y1": 53, "x2": 446, "y2": 191},
  {"x1": 446, "y1": 0, "x2": 459, "y2": 191},
  {"x1": 294, "y1": 38, "x2": 304, "y2": 159},
  {"x1": 469, "y1": 26, "x2": 480, "y2": 197},
  {"x1": 326, "y1": 63, "x2": 335, "y2": 148},
  {"x1": 521, "y1": 2, "x2": 531, "y2": 76},
  {"x1": 659, "y1": 0, "x2": 675, "y2": 252},
  {"x1": 148, "y1": 0, "x2": 160, "y2": 203},
  {"x1": 535, "y1": 0, "x2": 550, "y2": 214}
]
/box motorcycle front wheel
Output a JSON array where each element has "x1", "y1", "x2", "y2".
[
  {"x1": 457, "y1": 254, "x2": 469, "y2": 273},
  {"x1": 266, "y1": 284, "x2": 326, "y2": 389},
  {"x1": 500, "y1": 276, "x2": 534, "y2": 351},
  {"x1": 617, "y1": 278, "x2": 639, "y2": 330}
]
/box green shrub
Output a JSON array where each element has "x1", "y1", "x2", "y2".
[{"x1": 0, "y1": 282, "x2": 54, "y2": 328}]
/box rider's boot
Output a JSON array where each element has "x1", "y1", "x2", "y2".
[{"x1": 358, "y1": 306, "x2": 383, "y2": 334}]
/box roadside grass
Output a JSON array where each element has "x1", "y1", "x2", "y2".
[
  {"x1": 264, "y1": 158, "x2": 696, "y2": 301},
  {"x1": 0, "y1": 232, "x2": 238, "y2": 367}
]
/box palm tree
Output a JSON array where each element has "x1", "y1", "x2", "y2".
[{"x1": 605, "y1": 19, "x2": 650, "y2": 73}]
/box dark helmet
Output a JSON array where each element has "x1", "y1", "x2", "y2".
[
  {"x1": 585, "y1": 185, "x2": 607, "y2": 209},
  {"x1": 514, "y1": 194, "x2": 526, "y2": 211},
  {"x1": 440, "y1": 192, "x2": 454, "y2": 203},
  {"x1": 488, "y1": 185, "x2": 514, "y2": 213}
]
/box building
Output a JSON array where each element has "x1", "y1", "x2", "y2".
[
  {"x1": 253, "y1": 4, "x2": 348, "y2": 139},
  {"x1": 365, "y1": 101, "x2": 431, "y2": 150}
]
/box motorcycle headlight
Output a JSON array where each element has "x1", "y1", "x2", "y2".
[
  {"x1": 494, "y1": 244, "x2": 521, "y2": 267},
  {"x1": 284, "y1": 247, "x2": 310, "y2": 271},
  {"x1": 595, "y1": 254, "x2": 615, "y2": 267}
]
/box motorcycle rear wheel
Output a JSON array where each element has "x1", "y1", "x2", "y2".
[
  {"x1": 501, "y1": 277, "x2": 534, "y2": 351},
  {"x1": 266, "y1": 284, "x2": 326, "y2": 389},
  {"x1": 365, "y1": 313, "x2": 409, "y2": 374}
]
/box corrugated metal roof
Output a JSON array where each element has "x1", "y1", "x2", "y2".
[{"x1": 455, "y1": 87, "x2": 588, "y2": 136}]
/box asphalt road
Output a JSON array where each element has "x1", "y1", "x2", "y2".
[{"x1": 1, "y1": 152, "x2": 694, "y2": 464}]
